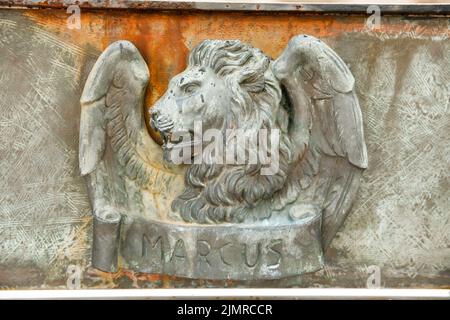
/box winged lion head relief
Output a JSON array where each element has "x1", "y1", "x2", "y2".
[{"x1": 79, "y1": 35, "x2": 367, "y2": 276}]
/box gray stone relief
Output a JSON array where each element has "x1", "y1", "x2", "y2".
[{"x1": 79, "y1": 36, "x2": 367, "y2": 279}]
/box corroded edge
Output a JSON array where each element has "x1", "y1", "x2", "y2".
[{"x1": 0, "y1": 1, "x2": 449, "y2": 15}]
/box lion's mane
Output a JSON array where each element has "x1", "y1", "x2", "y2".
[{"x1": 172, "y1": 40, "x2": 295, "y2": 223}]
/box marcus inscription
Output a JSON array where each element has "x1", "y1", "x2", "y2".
[
  {"x1": 140, "y1": 234, "x2": 283, "y2": 269},
  {"x1": 121, "y1": 214, "x2": 323, "y2": 280}
]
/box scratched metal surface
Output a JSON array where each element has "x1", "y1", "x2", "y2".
[{"x1": 0, "y1": 9, "x2": 449, "y2": 289}]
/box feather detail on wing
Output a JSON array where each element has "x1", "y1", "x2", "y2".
[
  {"x1": 79, "y1": 40, "x2": 175, "y2": 193},
  {"x1": 273, "y1": 35, "x2": 368, "y2": 177},
  {"x1": 273, "y1": 35, "x2": 368, "y2": 249}
]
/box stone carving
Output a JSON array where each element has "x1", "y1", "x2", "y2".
[{"x1": 80, "y1": 35, "x2": 367, "y2": 279}]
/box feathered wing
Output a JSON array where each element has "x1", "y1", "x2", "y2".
[
  {"x1": 273, "y1": 35, "x2": 368, "y2": 248},
  {"x1": 79, "y1": 40, "x2": 176, "y2": 215}
]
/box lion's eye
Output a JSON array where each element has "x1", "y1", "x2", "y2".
[{"x1": 183, "y1": 83, "x2": 200, "y2": 95}]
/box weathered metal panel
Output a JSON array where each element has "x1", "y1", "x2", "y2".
[{"x1": 0, "y1": 7, "x2": 449, "y2": 288}]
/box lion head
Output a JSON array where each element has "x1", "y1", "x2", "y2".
[{"x1": 150, "y1": 40, "x2": 294, "y2": 223}]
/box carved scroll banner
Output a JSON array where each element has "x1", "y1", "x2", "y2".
[{"x1": 93, "y1": 209, "x2": 323, "y2": 280}]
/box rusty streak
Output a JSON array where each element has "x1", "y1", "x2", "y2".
[{"x1": 0, "y1": 1, "x2": 450, "y2": 16}]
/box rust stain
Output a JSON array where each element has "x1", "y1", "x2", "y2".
[
  {"x1": 3, "y1": 0, "x2": 197, "y2": 11},
  {"x1": 22, "y1": 10, "x2": 450, "y2": 108},
  {"x1": 85, "y1": 268, "x2": 163, "y2": 288},
  {"x1": 85, "y1": 267, "x2": 238, "y2": 288}
]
